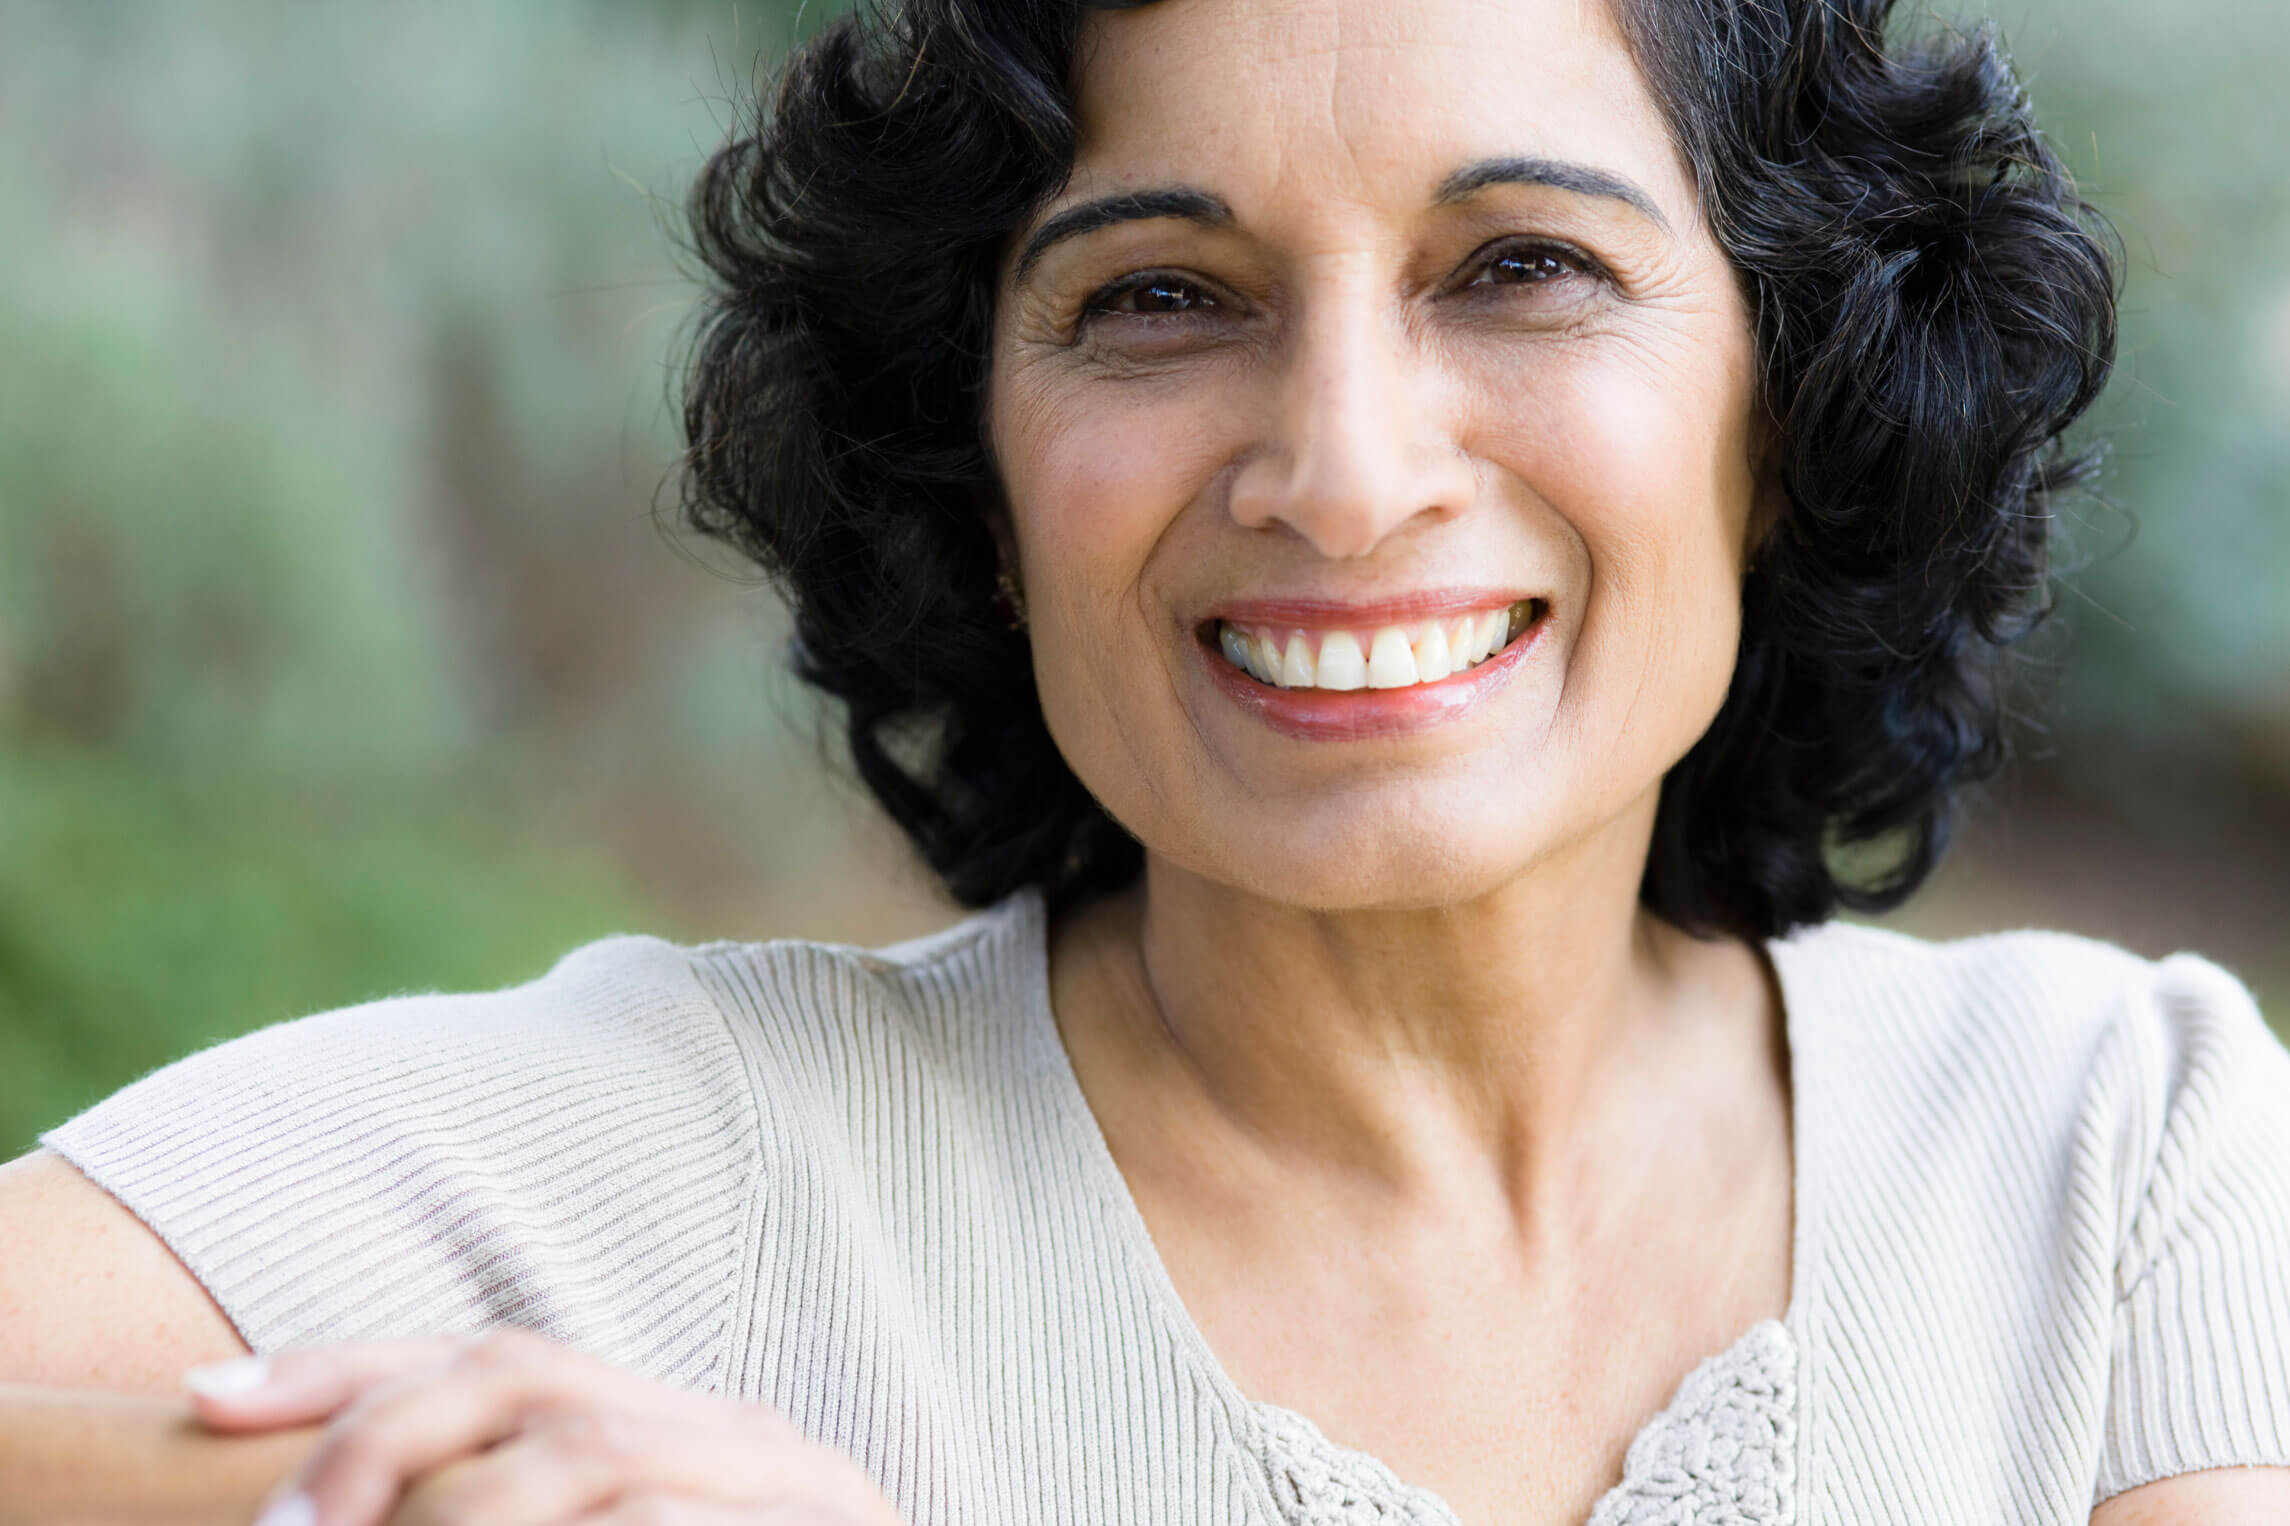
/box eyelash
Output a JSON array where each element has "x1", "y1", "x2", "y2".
[
  {"x1": 1461, "y1": 237, "x2": 1609, "y2": 291},
  {"x1": 1076, "y1": 238, "x2": 1606, "y2": 333},
  {"x1": 1080, "y1": 270, "x2": 1222, "y2": 323}
]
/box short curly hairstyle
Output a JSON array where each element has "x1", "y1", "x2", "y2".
[{"x1": 680, "y1": 0, "x2": 2119, "y2": 939}]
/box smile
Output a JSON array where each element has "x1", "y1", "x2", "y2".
[{"x1": 1212, "y1": 599, "x2": 1547, "y2": 691}]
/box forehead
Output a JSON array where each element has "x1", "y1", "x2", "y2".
[{"x1": 1068, "y1": 0, "x2": 1692, "y2": 222}]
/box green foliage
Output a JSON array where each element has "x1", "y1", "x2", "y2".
[
  {"x1": 0, "y1": 746, "x2": 644, "y2": 1155},
  {"x1": 0, "y1": 1, "x2": 821, "y2": 1147},
  {"x1": 1977, "y1": 0, "x2": 2290, "y2": 793},
  {"x1": 0, "y1": 171, "x2": 456, "y2": 776}
]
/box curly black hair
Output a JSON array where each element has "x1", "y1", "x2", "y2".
[{"x1": 680, "y1": 0, "x2": 2119, "y2": 939}]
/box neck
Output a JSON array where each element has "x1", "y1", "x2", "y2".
[{"x1": 1052, "y1": 793, "x2": 1769, "y2": 1220}]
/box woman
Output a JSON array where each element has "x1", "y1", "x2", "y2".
[{"x1": 5, "y1": 0, "x2": 2287, "y2": 1521}]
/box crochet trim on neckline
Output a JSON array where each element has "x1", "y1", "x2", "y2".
[{"x1": 1251, "y1": 1318, "x2": 1798, "y2": 1526}]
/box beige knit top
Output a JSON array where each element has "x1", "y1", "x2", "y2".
[{"x1": 42, "y1": 892, "x2": 2290, "y2": 1523}]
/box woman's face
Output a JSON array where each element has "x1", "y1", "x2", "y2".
[{"x1": 989, "y1": 0, "x2": 1769, "y2": 911}]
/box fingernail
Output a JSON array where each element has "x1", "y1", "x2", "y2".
[
  {"x1": 252, "y1": 1493, "x2": 316, "y2": 1526},
  {"x1": 183, "y1": 1354, "x2": 272, "y2": 1398}
]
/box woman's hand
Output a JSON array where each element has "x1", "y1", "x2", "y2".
[{"x1": 187, "y1": 1328, "x2": 904, "y2": 1526}]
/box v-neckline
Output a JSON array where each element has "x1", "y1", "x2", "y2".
[{"x1": 1010, "y1": 891, "x2": 1823, "y2": 1526}]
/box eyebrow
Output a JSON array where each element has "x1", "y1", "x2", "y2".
[
  {"x1": 1011, "y1": 155, "x2": 1668, "y2": 282},
  {"x1": 1435, "y1": 156, "x2": 1670, "y2": 232},
  {"x1": 1013, "y1": 188, "x2": 1233, "y2": 280}
]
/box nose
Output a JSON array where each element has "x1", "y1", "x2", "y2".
[{"x1": 1226, "y1": 281, "x2": 1477, "y2": 559}]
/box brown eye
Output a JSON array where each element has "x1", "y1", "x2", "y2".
[
  {"x1": 1091, "y1": 273, "x2": 1215, "y2": 316},
  {"x1": 1472, "y1": 246, "x2": 1584, "y2": 287}
]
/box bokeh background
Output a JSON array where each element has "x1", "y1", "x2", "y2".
[{"x1": 4, "y1": 0, "x2": 2286, "y2": 1155}]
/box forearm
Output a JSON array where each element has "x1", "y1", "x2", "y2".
[{"x1": 0, "y1": 1387, "x2": 318, "y2": 1526}]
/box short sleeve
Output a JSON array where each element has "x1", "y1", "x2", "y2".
[
  {"x1": 2096, "y1": 954, "x2": 2290, "y2": 1502},
  {"x1": 38, "y1": 936, "x2": 761, "y2": 1391}
]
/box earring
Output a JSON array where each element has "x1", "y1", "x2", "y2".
[{"x1": 995, "y1": 567, "x2": 1029, "y2": 631}]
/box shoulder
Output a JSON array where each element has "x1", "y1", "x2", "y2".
[
  {"x1": 37, "y1": 932, "x2": 762, "y2": 1376},
  {"x1": 35, "y1": 899, "x2": 1047, "y2": 1375},
  {"x1": 49, "y1": 890, "x2": 1042, "y2": 1182},
  {"x1": 49, "y1": 929, "x2": 762, "y2": 1191},
  {"x1": 1775, "y1": 918, "x2": 2160, "y2": 1034},
  {"x1": 681, "y1": 888, "x2": 1042, "y2": 1059},
  {"x1": 1773, "y1": 922, "x2": 2290, "y2": 1503},
  {"x1": 34, "y1": 900, "x2": 1042, "y2": 1385},
  {"x1": 668, "y1": 879, "x2": 1048, "y2": 1095},
  {"x1": 1772, "y1": 918, "x2": 2279, "y2": 1114},
  {"x1": 1778, "y1": 919, "x2": 2288, "y2": 1190},
  {"x1": 671, "y1": 892, "x2": 1051, "y2": 1166}
]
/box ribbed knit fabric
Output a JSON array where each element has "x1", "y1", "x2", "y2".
[{"x1": 40, "y1": 892, "x2": 2290, "y2": 1523}]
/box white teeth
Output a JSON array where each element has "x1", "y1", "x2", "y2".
[
  {"x1": 1477, "y1": 609, "x2": 1509, "y2": 661},
  {"x1": 1316, "y1": 631, "x2": 1368, "y2": 690},
  {"x1": 1216, "y1": 601, "x2": 1538, "y2": 691},
  {"x1": 1366, "y1": 627, "x2": 1419, "y2": 689},
  {"x1": 1280, "y1": 633, "x2": 1316, "y2": 687},
  {"x1": 1225, "y1": 625, "x2": 1282, "y2": 684},
  {"x1": 1411, "y1": 623, "x2": 1452, "y2": 683}
]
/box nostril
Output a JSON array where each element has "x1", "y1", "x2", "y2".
[{"x1": 1225, "y1": 441, "x2": 1478, "y2": 561}]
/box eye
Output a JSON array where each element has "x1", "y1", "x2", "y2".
[
  {"x1": 1085, "y1": 271, "x2": 1218, "y2": 319},
  {"x1": 1463, "y1": 240, "x2": 1601, "y2": 291}
]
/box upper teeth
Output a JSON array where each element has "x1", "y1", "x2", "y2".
[{"x1": 1216, "y1": 602, "x2": 1535, "y2": 690}]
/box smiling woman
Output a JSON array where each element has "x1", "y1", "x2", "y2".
[
  {"x1": 985, "y1": 0, "x2": 1773, "y2": 926},
  {"x1": 6, "y1": 1, "x2": 2290, "y2": 1524},
  {"x1": 683, "y1": 0, "x2": 2109, "y2": 940}
]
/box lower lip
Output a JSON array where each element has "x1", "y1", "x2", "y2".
[{"x1": 1202, "y1": 617, "x2": 1546, "y2": 742}]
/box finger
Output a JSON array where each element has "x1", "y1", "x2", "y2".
[
  {"x1": 389, "y1": 1405, "x2": 817, "y2": 1526},
  {"x1": 283, "y1": 1329, "x2": 584, "y2": 1526},
  {"x1": 186, "y1": 1338, "x2": 465, "y2": 1432},
  {"x1": 566, "y1": 1495, "x2": 892, "y2": 1526},
  {"x1": 290, "y1": 1328, "x2": 739, "y2": 1526},
  {"x1": 564, "y1": 1499, "x2": 768, "y2": 1526}
]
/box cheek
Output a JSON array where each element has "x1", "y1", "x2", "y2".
[
  {"x1": 989, "y1": 364, "x2": 1228, "y2": 758},
  {"x1": 993, "y1": 364, "x2": 1211, "y2": 591},
  {"x1": 1475, "y1": 339, "x2": 1757, "y2": 736}
]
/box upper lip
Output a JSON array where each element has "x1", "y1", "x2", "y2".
[{"x1": 1199, "y1": 588, "x2": 1541, "y2": 629}]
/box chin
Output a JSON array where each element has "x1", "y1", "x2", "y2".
[{"x1": 1157, "y1": 794, "x2": 1551, "y2": 913}]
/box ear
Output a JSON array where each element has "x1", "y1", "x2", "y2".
[
  {"x1": 973, "y1": 486, "x2": 1031, "y2": 631},
  {"x1": 973, "y1": 417, "x2": 1023, "y2": 573},
  {"x1": 976, "y1": 482, "x2": 1021, "y2": 577},
  {"x1": 1744, "y1": 406, "x2": 1789, "y2": 573}
]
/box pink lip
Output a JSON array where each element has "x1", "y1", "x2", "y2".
[{"x1": 1201, "y1": 605, "x2": 1548, "y2": 743}]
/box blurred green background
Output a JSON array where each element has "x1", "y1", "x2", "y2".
[{"x1": 3, "y1": 0, "x2": 2286, "y2": 1154}]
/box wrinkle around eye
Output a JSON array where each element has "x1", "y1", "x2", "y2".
[
  {"x1": 1087, "y1": 270, "x2": 1220, "y2": 316},
  {"x1": 1075, "y1": 269, "x2": 1257, "y2": 349},
  {"x1": 1442, "y1": 273, "x2": 1607, "y2": 334},
  {"x1": 1067, "y1": 287, "x2": 1260, "y2": 364}
]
